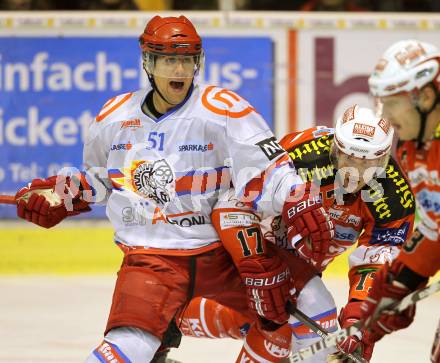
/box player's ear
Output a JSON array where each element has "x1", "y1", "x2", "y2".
[{"x1": 417, "y1": 84, "x2": 436, "y2": 112}]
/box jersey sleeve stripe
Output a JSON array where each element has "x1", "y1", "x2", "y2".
[
  {"x1": 241, "y1": 154, "x2": 291, "y2": 210},
  {"x1": 102, "y1": 96, "x2": 117, "y2": 109},
  {"x1": 175, "y1": 167, "x2": 231, "y2": 196},
  {"x1": 96, "y1": 93, "x2": 133, "y2": 122}
]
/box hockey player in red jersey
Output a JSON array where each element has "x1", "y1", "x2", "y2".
[
  {"x1": 281, "y1": 106, "x2": 415, "y2": 362},
  {"x1": 13, "y1": 15, "x2": 334, "y2": 363},
  {"x1": 170, "y1": 105, "x2": 415, "y2": 363},
  {"x1": 360, "y1": 40, "x2": 440, "y2": 363},
  {"x1": 172, "y1": 187, "x2": 335, "y2": 363}
]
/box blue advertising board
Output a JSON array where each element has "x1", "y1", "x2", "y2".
[{"x1": 0, "y1": 36, "x2": 273, "y2": 218}]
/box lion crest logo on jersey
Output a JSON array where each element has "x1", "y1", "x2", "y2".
[{"x1": 131, "y1": 159, "x2": 175, "y2": 205}]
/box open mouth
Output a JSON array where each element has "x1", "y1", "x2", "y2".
[{"x1": 169, "y1": 81, "x2": 185, "y2": 90}]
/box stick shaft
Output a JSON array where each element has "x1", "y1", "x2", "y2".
[
  {"x1": 288, "y1": 304, "x2": 368, "y2": 363},
  {"x1": 393, "y1": 279, "x2": 440, "y2": 312},
  {"x1": 289, "y1": 279, "x2": 440, "y2": 362},
  {"x1": 0, "y1": 195, "x2": 16, "y2": 205}
]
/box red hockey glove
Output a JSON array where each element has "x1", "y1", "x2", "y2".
[
  {"x1": 16, "y1": 175, "x2": 91, "y2": 228},
  {"x1": 238, "y1": 254, "x2": 293, "y2": 325},
  {"x1": 281, "y1": 187, "x2": 334, "y2": 263},
  {"x1": 329, "y1": 301, "x2": 374, "y2": 362},
  {"x1": 360, "y1": 262, "x2": 417, "y2": 344}
]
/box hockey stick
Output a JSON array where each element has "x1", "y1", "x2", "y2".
[
  {"x1": 287, "y1": 304, "x2": 368, "y2": 363},
  {"x1": 387, "y1": 278, "x2": 440, "y2": 313},
  {"x1": 0, "y1": 195, "x2": 16, "y2": 205},
  {"x1": 0, "y1": 191, "x2": 60, "y2": 206},
  {"x1": 289, "y1": 279, "x2": 440, "y2": 362}
]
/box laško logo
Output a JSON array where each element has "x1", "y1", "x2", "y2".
[{"x1": 110, "y1": 142, "x2": 132, "y2": 151}]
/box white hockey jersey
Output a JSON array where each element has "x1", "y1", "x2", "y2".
[{"x1": 83, "y1": 83, "x2": 302, "y2": 253}]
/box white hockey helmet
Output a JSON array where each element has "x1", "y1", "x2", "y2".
[
  {"x1": 369, "y1": 39, "x2": 440, "y2": 97},
  {"x1": 333, "y1": 104, "x2": 394, "y2": 160}
]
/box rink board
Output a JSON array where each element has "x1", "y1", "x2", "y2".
[
  {"x1": 3, "y1": 12, "x2": 440, "y2": 220},
  {"x1": 0, "y1": 222, "x2": 350, "y2": 276},
  {"x1": 0, "y1": 34, "x2": 274, "y2": 218}
]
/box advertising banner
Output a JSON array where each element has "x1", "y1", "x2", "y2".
[
  {"x1": 0, "y1": 36, "x2": 273, "y2": 218},
  {"x1": 291, "y1": 31, "x2": 440, "y2": 132}
]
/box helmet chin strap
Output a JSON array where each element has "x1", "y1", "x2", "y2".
[
  {"x1": 414, "y1": 108, "x2": 428, "y2": 149},
  {"x1": 414, "y1": 84, "x2": 439, "y2": 149}
]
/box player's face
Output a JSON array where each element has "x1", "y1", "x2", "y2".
[
  {"x1": 331, "y1": 144, "x2": 388, "y2": 193},
  {"x1": 153, "y1": 55, "x2": 195, "y2": 105},
  {"x1": 377, "y1": 94, "x2": 420, "y2": 141}
]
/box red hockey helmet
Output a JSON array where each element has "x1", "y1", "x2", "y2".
[
  {"x1": 139, "y1": 16, "x2": 204, "y2": 79},
  {"x1": 139, "y1": 15, "x2": 202, "y2": 56}
]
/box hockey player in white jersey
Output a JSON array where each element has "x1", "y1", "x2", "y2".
[{"x1": 14, "y1": 15, "x2": 334, "y2": 363}]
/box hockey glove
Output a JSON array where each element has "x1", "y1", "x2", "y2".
[
  {"x1": 328, "y1": 301, "x2": 374, "y2": 362},
  {"x1": 16, "y1": 175, "x2": 91, "y2": 228},
  {"x1": 238, "y1": 254, "x2": 293, "y2": 325},
  {"x1": 281, "y1": 185, "x2": 334, "y2": 264},
  {"x1": 360, "y1": 261, "x2": 419, "y2": 344}
]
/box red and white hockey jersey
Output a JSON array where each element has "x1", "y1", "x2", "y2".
[
  {"x1": 267, "y1": 127, "x2": 415, "y2": 300},
  {"x1": 396, "y1": 124, "x2": 440, "y2": 278},
  {"x1": 83, "y1": 84, "x2": 301, "y2": 254},
  {"x1": 209, "y1": 127, "x2": 415, "y2": 301}
]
